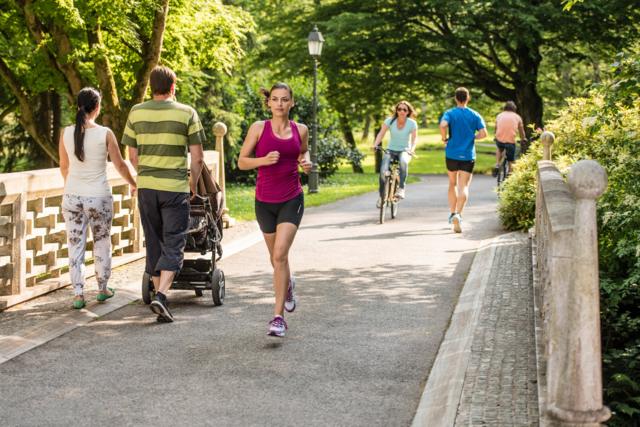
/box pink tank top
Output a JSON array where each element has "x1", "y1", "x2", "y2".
[{"x1": 255, "y1": 120, "x2": 303, "y2": 203}]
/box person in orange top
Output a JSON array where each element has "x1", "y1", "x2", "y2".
[{"x1": 493, "y1": 101, "x2": 525, "y2": 177}]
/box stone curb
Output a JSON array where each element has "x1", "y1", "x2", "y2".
[
  {"x1": 0, "y1": 221, "x2": 262, "y2": 365},
  {"x1": 411, "y1": 235, "x2": 499, "y2": 427},
  {"x1": 530, "y1": 229, "x2": 548, "y2": 426}
]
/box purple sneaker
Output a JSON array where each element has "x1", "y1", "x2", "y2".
[
  {"x1": 284, "y1": 276, "x2": 297, "y2": 313},
  {"x1": 268, "y1": 315, "x2": 288, "y2": 337}
]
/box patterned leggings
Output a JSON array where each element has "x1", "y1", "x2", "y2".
[{"x1": 62, "y1": 194, "x2": 113, "y2": 296}]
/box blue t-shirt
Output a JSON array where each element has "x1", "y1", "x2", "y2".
[
  {"x1": 384, "y1": 117, "x2": 417, "y2": 152},
  {"x1": 442, "y1": 107, "x2": 485, "y2": 161}
]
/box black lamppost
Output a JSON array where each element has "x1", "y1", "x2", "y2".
[{"x1": 307, "y1": 25, "x2": 324, "y2": 193}]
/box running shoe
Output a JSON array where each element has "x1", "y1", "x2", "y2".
[
  {"x1": 395, "y1": 188, "x2": 405, "y2": 199},
  {"x1": 268, "y1": 315, "x2": 288, "y2": 337},
  {"x1": 448, "y1": 213, "x2": 456, "y2": 224},
  {"x1": 376, "y1": 198, "x2": 383, "y2": 209},
  {"x1": 285, "y1": 276, "x2": 297, "y2": 313},
  {"x1": 452, "y1": 213, "x2": 462, "y2": 233},
  {"x1": 150, "y1": 293, "x2": 174, "y2": 323}
]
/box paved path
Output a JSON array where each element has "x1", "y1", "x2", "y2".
[
  {"x1": 0, "y1": 175, "x2": 501, "y2": 426},
  {"x1": 454, "y1": 232, "x2": 538, "y2": 425}
]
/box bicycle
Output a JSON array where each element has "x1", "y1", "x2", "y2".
[
  {"x1": 376, "y1": 147, "x2": 414, "y2": 224},
  {"x1": 495, "y1": 139, "x2": 526, "y2": 186}
]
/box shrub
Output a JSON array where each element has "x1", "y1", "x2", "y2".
[{"x1": 316, "y1": 135, "x2": 364, "y2": 178}]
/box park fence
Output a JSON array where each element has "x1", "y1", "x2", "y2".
[
  {"x1": 0, "y1": 151, "x2": 220, "y2": 310},
  {"x1": 534, "y1": 132, "x2": 611, "y2": 426}
]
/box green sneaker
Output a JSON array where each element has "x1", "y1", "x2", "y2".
[
  {"x1": 73, "y1": 297, "x2": 86, "y2": 309},
  {"x1": 96, "y1": 287, "x2": 115, "y2": 302}
]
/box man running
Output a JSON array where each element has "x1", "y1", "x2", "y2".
[
  {"x1": 439, "y1": 87, "x2": 487, "y2": 233},
  {"x1": 122, "y1": 65, "x2": 206, "y2": 322}
]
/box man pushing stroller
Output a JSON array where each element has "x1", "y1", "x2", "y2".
[{"x1": 123, "y1": 65, "x2": 206, "y2": 323}]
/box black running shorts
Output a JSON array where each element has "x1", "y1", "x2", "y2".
[
  {"x1": 495, "y1": 139, "x2": 516, "y2": 162},
  {"x1": 446, "y1": 157, "x2": 475, "y2": 173},
  {"x1": 255, "y1": 192, "x2": 304, "y2": 234}
]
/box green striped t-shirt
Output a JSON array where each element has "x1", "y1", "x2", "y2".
[{"x1": 122, "y1": 99, "x2": 206, "y2": 193}]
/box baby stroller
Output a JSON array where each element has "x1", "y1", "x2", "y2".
[{"x1": 141, "y1": 165, "x2": 226, "y2": 306}]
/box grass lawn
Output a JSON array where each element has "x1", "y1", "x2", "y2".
[
  {"x1": 226, "y1": 171, "x2": 408, "y2": 221},
  {"x1": 226, "y1": 124, "x2": 495, "y2": 222}
]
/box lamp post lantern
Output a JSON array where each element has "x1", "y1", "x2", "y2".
[{"x1": 307, "y1": 25, "x2": 324, "y2": 193}]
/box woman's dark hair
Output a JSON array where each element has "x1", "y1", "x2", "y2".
[
  {"x1": 74, "y1": 87, "x2": 101, "y2": 162},
  {"x1": 260, "y1": 82, "x2": 294, "y2": 106},
  {"x1": 390, "y1": 100, "x2": 416, "y2": 125},
  {"x1": 503, "y1": 101, "x2": 517, "y2": 112}
]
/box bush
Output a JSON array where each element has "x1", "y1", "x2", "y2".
[
  {"x1": 496, "y1": 141, "x2": 542, "y2": 231},
  {"x1": 497, "y1": 50, "x2": 640, "y2": 424},
  {"x1": 316, "y1": 135, "x2": 364, "y2": 178},
  {"x1": 497, "y1": 142, "x2": 573, "y2": 231}
]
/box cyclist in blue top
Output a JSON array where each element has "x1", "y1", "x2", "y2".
[
  {"x1": 372, "y1": 100, "x2": 418, "y2": 206},
  {"x1": 439, "y1": 87, "x2": 487, "y2": 233}
]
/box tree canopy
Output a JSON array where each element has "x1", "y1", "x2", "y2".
[{"x1": 0, "y1": 0, "x2": 253, "y2": 165}]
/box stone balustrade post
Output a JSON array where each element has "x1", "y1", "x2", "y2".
[
  {"x1": 541, "y1": 131, "x2": 555, "y2": 161},
  {"x1": 212, "y1": 122, "x2": 235, "y2": 228},
  {"x1": 547, "y1": 160, "x2": 610, "y2": 425},
  {"x1": 11, "y1": 194, "x2": 27, "y2": 295}
]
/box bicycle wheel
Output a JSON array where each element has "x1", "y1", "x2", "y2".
[
  {"x1": 497, "y1": 159, "x2": 507, "y2": 185},
  {"x1": 380, "y1": 175, "x2": 390, "y2": 224},
  {"x1": 390, "y1": 175, "x2": 399, "y2": 219}
]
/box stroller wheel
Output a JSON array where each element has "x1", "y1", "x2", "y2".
[
  {"x1": 195, "y1": 289, "x2": 204, "y2": 297},
  {"x1": 211, "y1": 269, "x2": 225, "y2": 306},
  {"x1": 141, "y1": 272, "x2": 155, "y2": 305}
]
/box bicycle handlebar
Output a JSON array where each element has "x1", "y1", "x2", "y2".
[{"x1": 375, "y1": 146, "x2": 418, "y2": 158}]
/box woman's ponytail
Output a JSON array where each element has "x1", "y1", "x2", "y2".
[
  {"x1": 74, "y1": 107, "x2": 87, "y2": 161},
  {"x1": 73, "y1": 87, "x2": 101, "y2": 162}
]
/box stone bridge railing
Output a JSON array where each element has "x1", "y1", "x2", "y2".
[
  {"x1": 0, "y1": 150, "x2": 221, "y2": 310},
  {"x1": 534, "y1": 132, "x2": 610, "y2": 426}
]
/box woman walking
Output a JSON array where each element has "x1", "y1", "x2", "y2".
[
  {"x1": 238, "y1": 82, "x2": 311, "y2": 337},
  {"x1": 372, "y1": 100, "x2": 418, "y2": 204},
  {"x1": 59, "y1": 87, "x2": 137, "y2": 309}
]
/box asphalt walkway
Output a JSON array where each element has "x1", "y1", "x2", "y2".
[{"x1": 0, "y1": 175, "x2": 502, "y2": 426}]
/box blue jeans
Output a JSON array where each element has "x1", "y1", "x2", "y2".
[{"x1": 379, "y1": 150, "x2": 410, "y2": 197}]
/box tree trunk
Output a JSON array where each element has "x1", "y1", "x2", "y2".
[
  {"x1": 373, "y1": 115, "x2": 382, "y2": 174},
  {"x1": 87, "y1": 25, "x2": 124, "y2": 139},
  {"x1": 0, "y1": 58, "x2": 58, "y2": 163},
  {"x1": 131, "y1": 0, "x2": 170, "y2": 105},
  {"x1": 514, "y1": 42, "x2": 544, "y2": 137},
  {"x1": 338, "y1": 113, "x2": 363, "y2": 173},
  {"x1": 360, "y1": 116, "x2": 371, "y2": 143}
]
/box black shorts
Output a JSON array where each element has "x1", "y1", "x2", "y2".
[
  {"x1": 255, "y1": 192, "x2": 304, "y2": 233},
  {"x1": 495, "y1": 140, "x2": 516, "y2": 162},
  {"x1": 446, "y1": 158, "x2": 475, "y2": 173}
]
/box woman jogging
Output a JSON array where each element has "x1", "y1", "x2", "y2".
[
  {"x1": 238, "y1": 82, "x2": 312, "y2": 337},
  {"x1": 372, "y1": 100, "x2": 418, "y2": 205},
  {"x1": 59, "y1": 87, "x2": 137, "y2": 309}
]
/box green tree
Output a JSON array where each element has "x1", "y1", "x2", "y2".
[
  {"x1": 0, "y1": 0, "x2": 253, "y2": 165},
  {"x1": 312, "y1": 0, "x2": 639, "y2": 134}
]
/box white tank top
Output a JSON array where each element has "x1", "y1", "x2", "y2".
[{"x1": 63, "y1": 125, "x2": 111, "y2": 197}]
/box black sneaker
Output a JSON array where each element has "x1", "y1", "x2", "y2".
[
  {"x1": 156, "y1": 315, "x2": 172, "y2": 323},
  {"x1": 150, "y1": 293, "x2": 174, "y2": 323},
  {"x1": 492, "y1": 165, "x2": 499, "y2": 177}
]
